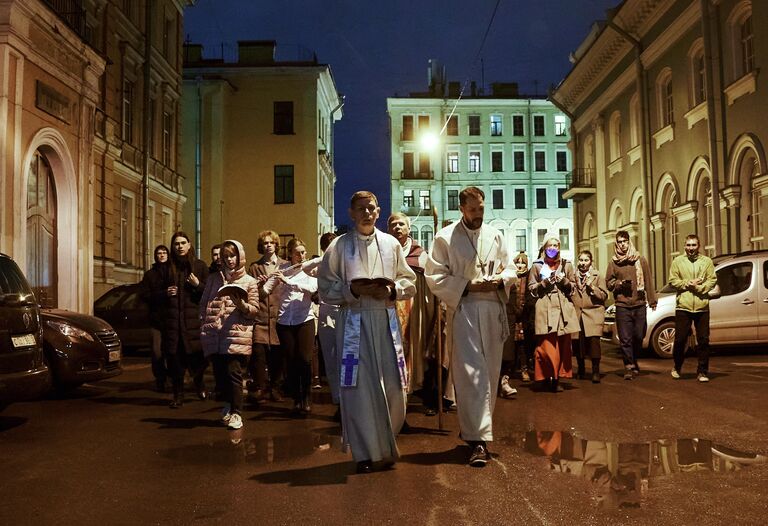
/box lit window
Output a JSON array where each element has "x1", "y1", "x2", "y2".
[
  {"x1": 403, "y1": 189, "x2": 414, "y2": 208},
  {"x1": 516, "y1": 229, "x2": 527, "y2": 252},
  {"x1": 559, "y1": 228, "x2": 570, "y2": 250},
  {"x1": 402, "y1": 115, "x2": 414, "y2": 140},
  {"x1": 447, "y1": 151, "x2": 459, "y2": 173},
  {"x1": 419, "y1": 190, "x2": 431, "y2": 210},
  {"x1": 469, "y1": 151, "x2": 481, "y2": 172},
  {"x1": 554, "y1": 115, "x2": 567, "y2": 136},
  {"x1": 490, "y1": 114, "x2": 503, "y2": 136}
]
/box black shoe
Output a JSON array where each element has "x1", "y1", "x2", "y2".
[
  {"x1": 169, "y1": 394, "x2": 183, "y2": 409},
  {"x1": 301, "y1": 398, "x2": 311, "y2": 413},
  {"x1": 551, "y1": 379, "x2": 563, "y2": 393},
  {"x1": 424, "y1": 407, "x2": 437, "y2": 417},
  {"x1": 469, "y1": 444, "x2": 488, "y2": 467},
  {"x1": 356, "y1": 460, "x2": 373, "y2": 474},
  {"x1": 592, "y1": 371, "x2": 601, "y2": 384}
]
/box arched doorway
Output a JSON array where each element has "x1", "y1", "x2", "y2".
[{"x1": 26, "y1": 150, "x2": 58, "y2": 308}]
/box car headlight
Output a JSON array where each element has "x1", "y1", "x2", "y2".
[{"x1": 45, "y1": 320, "x2": 95, "y2": 342}]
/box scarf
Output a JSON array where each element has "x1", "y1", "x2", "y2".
[
  {"x1": 576, "y1": 265, "x2": 592, "y2": 292},
  {"x1": 612, "y1": 238, "x2": 645, "y2": 292}
]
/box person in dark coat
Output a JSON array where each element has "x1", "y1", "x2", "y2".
[
  {"x1": 508, "y1": 251, "x2": 537, "y2": 383},
  {"x1": 139, "y1": 245, "x2": 171, "y2": 392},
  {"x1": 165, "y1": 231, "x2": 209, "y2": 408}
]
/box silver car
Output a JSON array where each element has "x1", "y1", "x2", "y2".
[{"x1": 602, "y1": 251, "x2": 768, "y2": 358}]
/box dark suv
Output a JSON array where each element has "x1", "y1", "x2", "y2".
[{"x1": 0, "y1": 253, "x2": 50, "y2": 410}]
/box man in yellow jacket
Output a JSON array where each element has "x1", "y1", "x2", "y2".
[{"x1": 668, "y1": 234, "x2": 717, "y2": 382}]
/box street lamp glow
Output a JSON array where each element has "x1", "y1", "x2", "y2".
[{"x1": 419, "y1": 131, "x2": 439, "y2": 152}]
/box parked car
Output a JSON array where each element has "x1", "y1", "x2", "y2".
[
  {"x1": 41, "y1": 308, "x2": 123, "y2": 391},
  {"x1": 94, "y1": 284, "x2": 152, "y2": 351},
  {"x1": 602, "y1": 251, "x2": 768, "y2": 358},
  {"x1": 0, "y1": 253, "x2": 50, "y2": 410}
]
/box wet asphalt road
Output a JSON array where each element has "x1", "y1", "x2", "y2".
[{"x1": 1, "y1": 346, "x2": 767, "y2": 526}]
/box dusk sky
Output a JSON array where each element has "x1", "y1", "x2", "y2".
[{"x1": 184, "y1": 0, "x2": 619, "y2": 230}]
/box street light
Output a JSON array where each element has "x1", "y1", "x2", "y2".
[{"x1": 419, "y1": 131, "x2": 439, "y2": 152}]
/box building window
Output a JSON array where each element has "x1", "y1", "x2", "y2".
[
  {"x1": 491, "y1": 151, "x2": 503, "y2": 172},
  {"x1": 468, "y1": 151, "x2": 481, "y2": 172},
  {"x1": 609, "y1": 111, "x2": 622, "y2": 161},
  {"x1": 402, "y1": 115, "x2": 414, "y2": 140},
  {"x1": 492, "y1": 189, "x2": 503, "y2": 209},
  {"x1": 274, "y1": 101, "x2": 294, "y2": 134},
  {"x1": 162, "y1": 111, "x2": 172, "y2": 166},
  {"x1": 557, "y1": 188, "x2": 568, "y2": 208},
  {"x1": 657, "y1": 70, "x2": 674, "y2": 128},
  {"x1": 490, "y1": 114, "x2": 503, "y2": 136},
  {"x1": 402, "y1": 152, "x2": 414, "y2": 178},
  {"x1": 447, "y1": 189, "x2": 459, "y2": 210},
  {"x1": 403, "y1": 189, "x2": 414, "y2": 208},
  {"x1": 274, "y1": 165, "x2": 294, "y2": 204},
  {"x1": 418, "y1": 115, "x2": 430, "y2": 130},
  {"x1": 534, "y1": 151, "x2": 546, "y2": 172},
  {"x1": 629, "y1": 93, "x2": 640, "y2": 148},
  {"x1": 556, "y1": 151, "x2": 567, "y2": 172},
  {"x1": 512, "y1": 115, "x2": 524, "y2": 136},
  {"x1": 513, "y1": 151, "x2": 525, "y2": 172},
  {"x1": 516, "y1": 229, "x2": 527, "y2": 252},
  {"x1": 741, "y1": 15, "x2": 754, "y2": 76},
  {"x1": 120, "y1": 194, "x2": 134, "y2": 265},
  {"x1": 122, "y1": 79, "x2": 134, "y2": 144},
  {"x1": 692, "y1": 45, "x2": 707, "y2": 105},
  {"x1": 447, "y1": 151, "x2": 459, "y2": 173},
  {"x1": 559, "y1": 228, "x2": 570, "y2": 250},
  {"x1": 419, "y1": 190, "x2": 431, "y2": 210},
  {"x1": 418, "y1": 152, "x2": 431, "y2": 177},
  {"x1": 468, "y1": 115, "x2": 480, "y2": 136},
  {"x1": 163, "y1": 17, "x2": 173, "y2": 59},
  {"x1": 446, "y1": 115, "x2": 458, "y2": 136},
  {"x1": 514, "y1": 189, "x2": 525, "y2": 209},
  {"x1": 537, "y1": 228, "x2": 548, "y2": 248},
  {"x1": 536, "y1": 188, "x2": 547, "y2": 209},
  {"x1": 533, "y1": 115, "x2": 545, "y2": 136},
  {"x1": 554, "y1": 115, "x2": 567, "y2": 136}
]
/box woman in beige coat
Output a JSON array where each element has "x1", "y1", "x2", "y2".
[
  {"x1": 571, "y1": 250, "x2": 608, "y2": 383},
  {"x1": 200, "y1": 239, "x2": 259, "y2": 429},
  {"x1": 528, "y1": 237, "x2": 580, "y2": 392}
]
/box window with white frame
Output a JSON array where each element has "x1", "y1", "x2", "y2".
[
  {"x1": 419, "y1": 189, "x2": 431, "y2": 210},
  {"x1": 161, "y1": 209, "x2": 172, "y2": 245},
  {"x1": 403, "y1": 189, "x2": 415, "y2": 208},
  {"x1": 693, "y1": 47, "x2": 707, "y2": 105},
  {"x1": 554, "y1": 115, "x2": 567, "y2": 136},
  {"x1": 446, "y1": 115, "x2": 458, "y2": 136},
  {"x1": 468, "y1": 115, "x2": 480, "y2": 136},
  {"x1": 629, "y1": 93, "x2": 640, "y2": 148},
  {"x1": 490, "y1": 114, "x2": 503, "y2": 136},
  {"x1": 491, "y1": 151, "x2": 503, "y2": 172},
  {"x1": 513, "y1": 150, "x2": 525, "y2": 172},
  {"x1": 556, "y1": 150, "x2": 567, "y2": 172},
  {"x1": 516, "y1": 229, "x2": 527, "y2": 252},
  {"x1": 751, "y1": 184, "x2": 762, "y2": 249},
  {"x1": 421, "y1": 226, "x2": 433, "y2": 252},
  {"x1": 657, "y1": 69, "x2": 674, "y2": 128},
  {"x1": 492, "y1": 189, "x2": 503, "y2": 209},
  {"x1": 533, "y1": 115, "x2": 545, "y2": 136},
  {"x1": 469, "y1": 150, "x2": 481, "y2": 172},
  {"x1": 447, "y1": 189, "x2": 459, "y2": 210},
  {"x1": 559, "y1": 228, "x2": 570, "y2": 250},
  {"x1": 536, "y1": 188, "x2": 547, "y2": 209},
  {"x1": 537, "y1": 228, "x2": 548, "y2": 247},
  {"x1": 512, "y1": 115, "x2": 524, "y2": 136},
  {"x1": 740, "y1": 14, "x2": 755, "y2": 77},
  {"x1": 447, "y1": 151, "x2": 459, "y2": 173},
  {"x1": 514, "y1": 189, "x2": 525, "y2": 209},
  {"x1": 534, "y1": 150, "x2": 546, "y2": 172}
]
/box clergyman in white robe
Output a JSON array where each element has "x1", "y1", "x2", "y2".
[
  {"x1": 318, "y1": 229, "x2": 416, "y2": 463},
  {"x1": 425, "y1": 221, "x2": 514, "y2": 444}
]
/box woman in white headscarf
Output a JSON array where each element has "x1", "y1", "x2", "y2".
[{"x1": 200, "y1": 240, "x2": 259, "y2": 430}]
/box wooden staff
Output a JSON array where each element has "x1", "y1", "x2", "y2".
[{"x1": 432, "y1": 206, "x2": 444, "y2": 431}]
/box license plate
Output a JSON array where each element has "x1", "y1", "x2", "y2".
[
  {"x1": 108, "y1": 350, "x2": 121, "y2": 362},
  {"x1": 11, "y1": 334, "x2": 36, "y2": 348}
]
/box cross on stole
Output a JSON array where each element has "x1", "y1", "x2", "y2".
[
  {"x1": 342, "y1": 353, "x2": 359, "y2": 385},
  {"x1": 397, "y1": 355, "x2": 405, "y2": 372}
]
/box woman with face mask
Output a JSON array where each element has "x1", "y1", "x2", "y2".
[
  {"x1": 528, "y1": 237, "x2": 580, "y2": 392},
  {"x1": 571, "y1": 250, "x2": 608, "y2": 383}
]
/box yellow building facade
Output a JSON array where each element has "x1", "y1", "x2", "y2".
[{"x1": 180, "y1": 41, "x2": 342, "y2": 258}]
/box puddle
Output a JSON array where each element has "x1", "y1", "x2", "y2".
[
  {"x1": 521, "y1": 431, "x2": 767, "y2": 510},
  {"x1": 161, "y1": 431, "x2": 343, "y2": 467}
]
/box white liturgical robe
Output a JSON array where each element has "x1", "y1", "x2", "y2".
[
  {"x1": 425, "y1": 220, "x2": 515, "y2": 442},
  {"x1": 318, "y1": 229, "x2": 416, "y2": 462}
]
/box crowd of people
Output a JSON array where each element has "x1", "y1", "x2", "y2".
[{"x1": 138, "y1": 185, "x2": 716, "y2": 472}]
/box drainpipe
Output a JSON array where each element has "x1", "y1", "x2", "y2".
[
  {"x1": 329, "y1": 93, "x2": 345, "y2": 230},
  {"x1": 606, "y1": 14, "x2": 653, "y2": 265},
  {"x1": 700, "y1": 0, "x2": 724, "y2": 255},
  {"x1": 141, "y1": 0, "x2": 152, "y2": 270},
  {"x1": 195, "y1": 77, "x2": 203, "y2": 253}
]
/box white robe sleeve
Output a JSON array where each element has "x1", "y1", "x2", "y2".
[
  {"x1": 392, "y1": 241, "x2": 417, "y2": 300},
  {"x1": 424, "y1": 231, "x2": 468, "y2": 310},
  {"x1": 318, "y1": 236, "x2": 358, "y2": 306}
]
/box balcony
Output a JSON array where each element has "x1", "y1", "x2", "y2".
[
  {"x1": 562, "y1": 168, "x2": 596, "y2": 200},
  {"x1": 401, "y1": 206, "x2": 431, "y2": 217},
  {"x1": 401, "y1": 170, "x2": 434, "y2": 180},
  {"x1": 42, "y1": 0, "x2": 86, "y2": 40}
]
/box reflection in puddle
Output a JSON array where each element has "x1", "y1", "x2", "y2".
[
  {"x1": 523, "y1": 431, "x2": 767, "y2": 510},
  {"x1": 162, "y1": 432, "x2": 343, "y2": 467}
]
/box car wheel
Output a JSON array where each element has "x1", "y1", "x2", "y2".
[{"x1": 651, "y1": 321, "x2": 675, "y2": 359}]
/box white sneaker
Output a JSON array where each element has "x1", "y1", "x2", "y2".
[
  {"x1": 500, "y1": 375, "x2": 517, "y2": 398},
  {"x1": 670, "y1": 369, "x2": 681, "y2": 379},
  {"x1": 227, "y1": 413, "x2": 243, "y2": 430},
  {"x1": 220, "y1": 403, "x2": 232, "y2": 423},
  {"x1": 697, "y1": 373, "x2": 710, "y2": 383}
]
